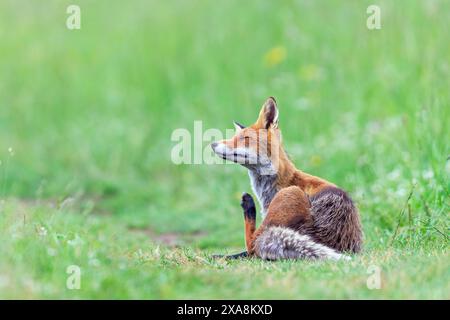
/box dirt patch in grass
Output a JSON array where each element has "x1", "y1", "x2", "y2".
[{"x1": 128, "y1": 226, "x2": 208, "y2": 247}]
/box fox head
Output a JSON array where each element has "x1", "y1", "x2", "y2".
[{"x1": 211, "y1": 97, "x2": 282, "y2": 174}]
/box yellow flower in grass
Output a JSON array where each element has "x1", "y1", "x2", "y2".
[
  {"x1": 310, "y1": 155, "x2": 322, "y2": 167},
  {"x1": 263, "y1": 46, "x2": 286, "y2": 67}
]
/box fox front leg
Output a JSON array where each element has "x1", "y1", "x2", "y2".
[
  {"x1": 241, "y1": 192, "x2": 257, "y2": 254},
  {"x1": 211, "y1": 251, "x2": 248, "y2": 260},
  {"x1": 211, "y1": 193, "x2": 256, "y2": 260}
]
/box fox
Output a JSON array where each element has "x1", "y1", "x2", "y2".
[{"x1": 211, "y1": 97, "x2": 362, "y2": 260}]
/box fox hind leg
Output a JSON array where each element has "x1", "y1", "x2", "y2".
[{"x1": 252, "y1": 186, "x2": 348, "y2": 260}]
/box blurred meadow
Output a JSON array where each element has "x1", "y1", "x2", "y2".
[{"x1": 0, "y1": 0, "x2": 448, "y2": 299}]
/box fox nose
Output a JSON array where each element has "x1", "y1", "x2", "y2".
[{"x1": 211, "y1": 142, "x2": 218, "y2": 150}]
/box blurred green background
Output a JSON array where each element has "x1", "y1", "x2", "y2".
[{"x1": 0, "y1": 0, "x2": 448, "y2": 299}]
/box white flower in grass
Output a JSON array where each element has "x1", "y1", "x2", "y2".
[
  {"x1": 88, "y1": 251, "x2": 100, "y2": 266},
  {"x1": 422, "y1": 169, "x2": 434, "y2": 180},
  {"x1": 387, "y1": 169, "x2": 401, "y2": 181},
  {"x1": 154, "y1": 245, "x2": 160, "y2": 257},
  {"x1": 395, "y1": 187, "x2": 407, "y2": 198},
  {"x1": 37, "y1": 226, "x2": 47, "y2": 237},
  {"x1": 88, "y1": 258, "x2": 100, "y2": 267},
  {"x1": 67, "y1": 234, "x2": 84, "y2": 247},
  {"x1": 47, "y1": 247, "x2": 57, "y2": 256}
]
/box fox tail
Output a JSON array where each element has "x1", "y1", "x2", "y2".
[{"x1": 254, "y1": 226, "x2": 350, "y2": 261}]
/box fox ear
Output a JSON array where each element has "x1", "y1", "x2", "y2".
[
  {"x1": 233, "y1": 120, "x2": 246, "y2": 132},
  {"x1": 256, "y1": 97, "x2": 279, "y2": 129}
]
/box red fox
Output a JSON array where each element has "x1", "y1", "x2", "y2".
[{"x1": 211, "y1": 97, "x2": 362, "y2": 260}]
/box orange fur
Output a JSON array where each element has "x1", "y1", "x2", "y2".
[
  {"x1": 246, "y1": 186, "x2": 314, "y2": 254},
  {"x1": 244, "y1": 218, "x2": 256, "y2": 253}
]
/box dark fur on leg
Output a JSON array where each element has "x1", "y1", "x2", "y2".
[
  {"x1": 241, "y1": 192, "x2": 256, "y2": 220},
  {"x1": 212, "y1": 194, "x2": 255, "y2": 260}
]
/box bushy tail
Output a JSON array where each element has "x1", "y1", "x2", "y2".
[
  {"x1": 254, "y1": 226, "x2": 350, "y2": 261},
  {"x1": 309, "y1": 187, "x2": 363, "y2": 253}
]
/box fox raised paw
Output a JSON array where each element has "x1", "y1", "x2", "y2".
[{"x1": 240, "y1": 192, "x2": 256, "y2": 221}]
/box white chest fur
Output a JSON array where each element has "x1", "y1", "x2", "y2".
[{"x1": 248, "y1": 170, "x2": 278, "y2": 219}]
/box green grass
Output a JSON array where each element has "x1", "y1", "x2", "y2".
[{"x1": 0, "y1": 0, "x2": 448, "y2": 299}]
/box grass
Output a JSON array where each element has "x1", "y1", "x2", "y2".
[{"x1": 0, "y1": 0, "x2": 448, "y2": 299}]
